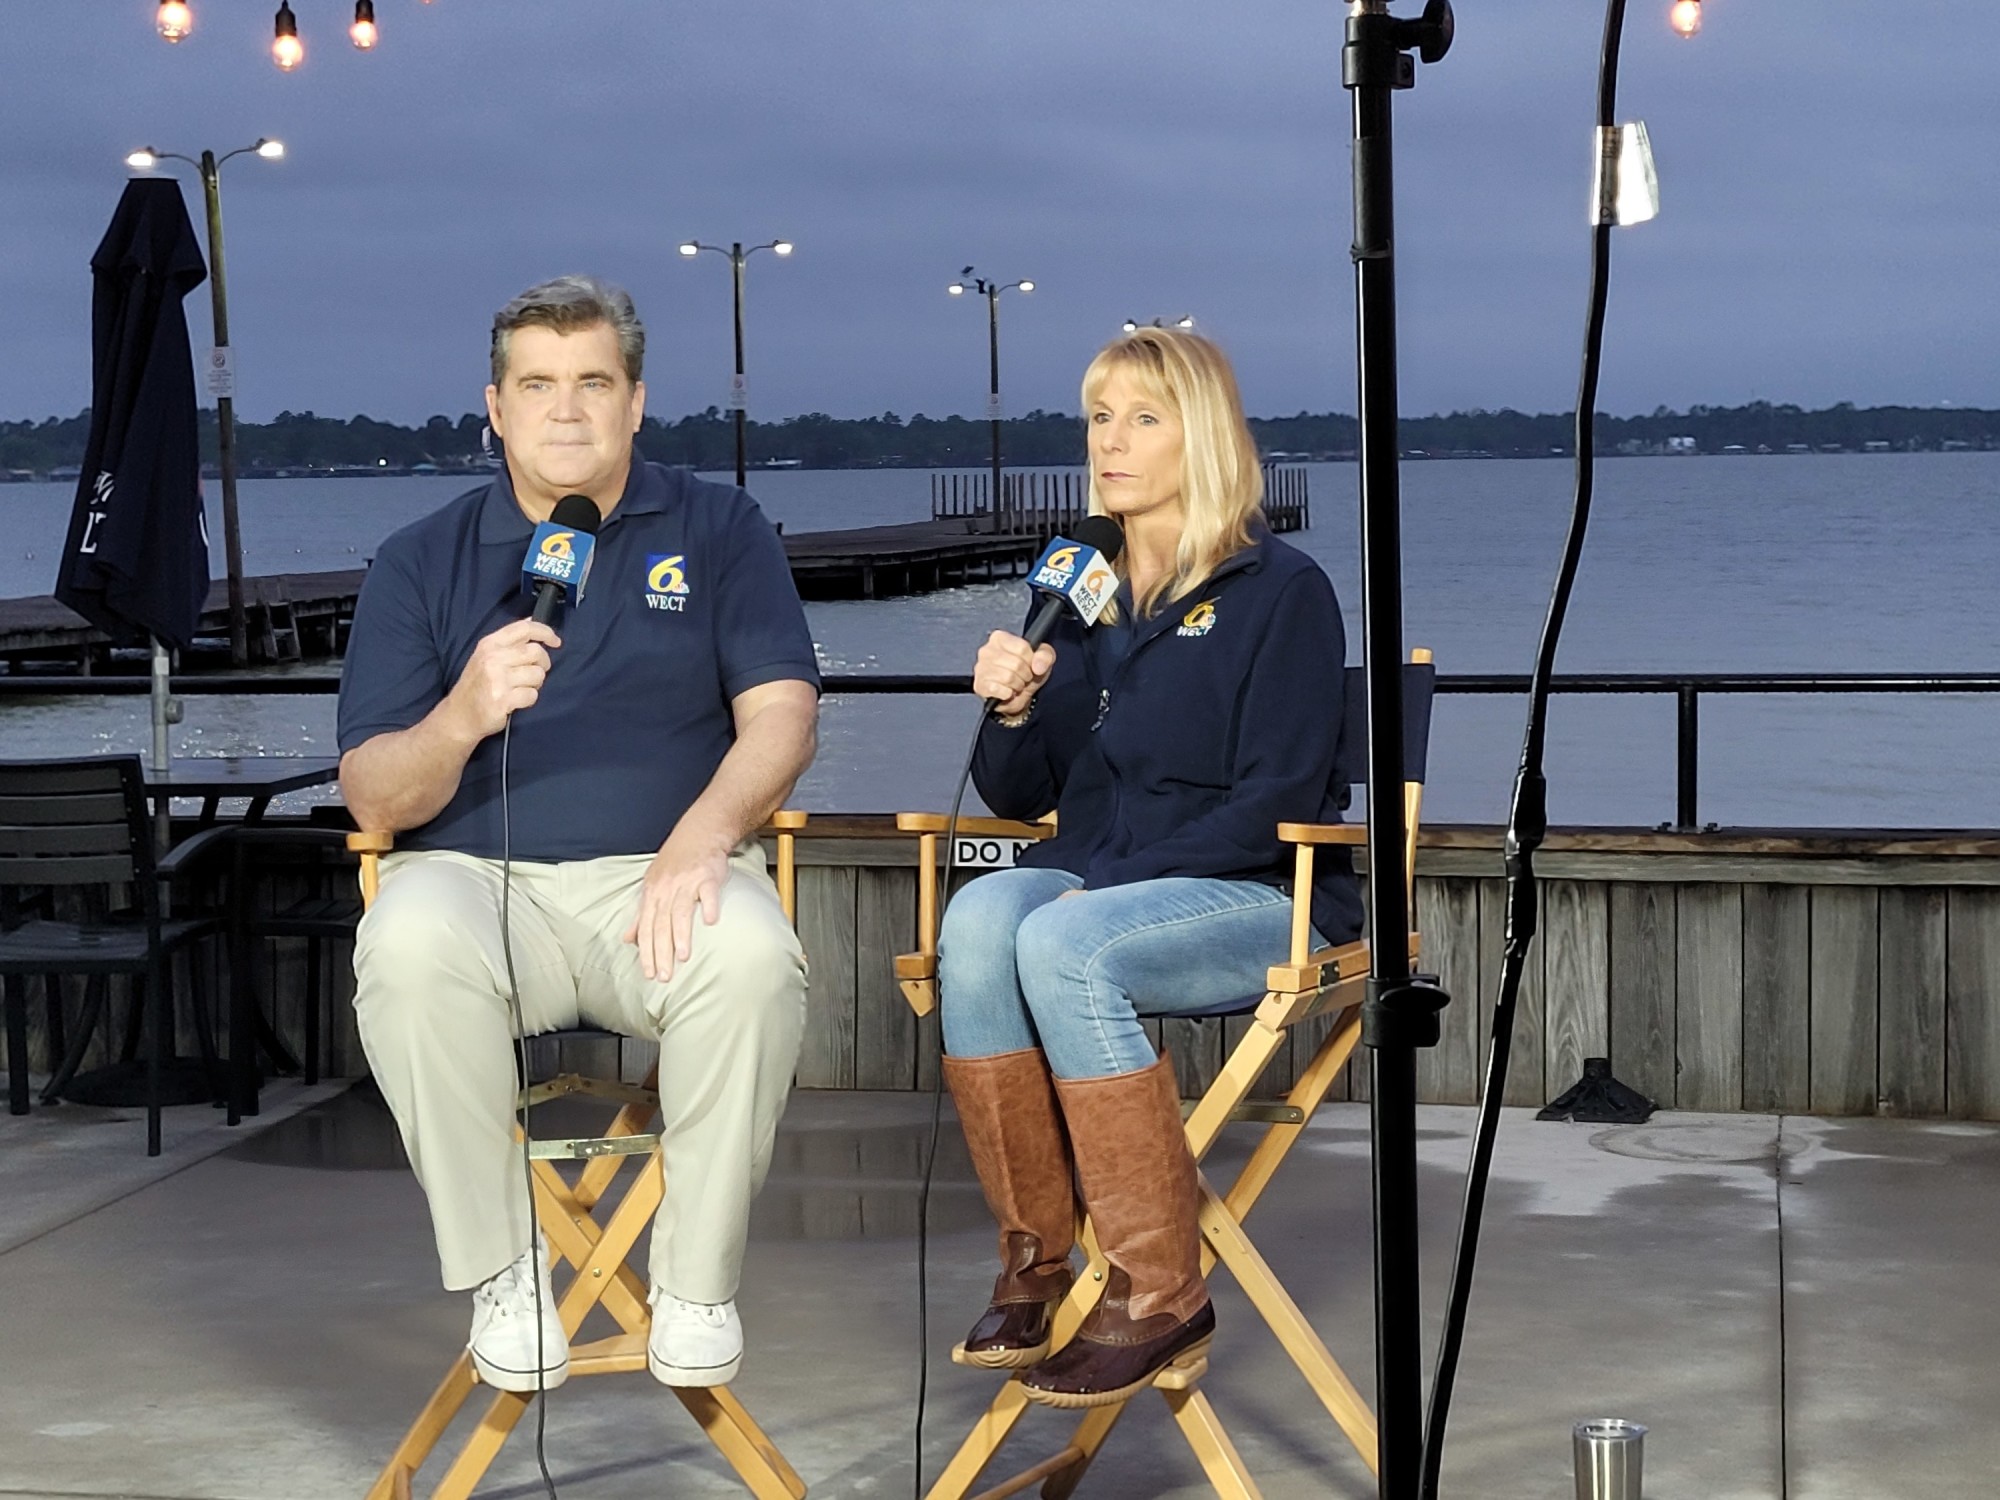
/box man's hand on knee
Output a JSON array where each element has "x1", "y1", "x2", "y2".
[{"x1": 623, "y1": 828, "x2": 732, "y2": 982}]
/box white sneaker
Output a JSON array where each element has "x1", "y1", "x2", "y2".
[
  {"x1": 468, "y1": 1238, "x2": 569, "y2": 1392},
  {"x1": 647, "y1": 1296, "x2": 743, "y2": 1387}
]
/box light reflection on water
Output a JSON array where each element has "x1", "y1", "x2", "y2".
[{"x1": 6, "y1": 454, "x2": 2000, "y2": 827}]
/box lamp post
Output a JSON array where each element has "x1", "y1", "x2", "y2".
[
  {"x1": 678, "y1": 238, "x2": 793, "y2": 488},
  {"x1": 949, "y1": 269, "x2": 1033, "y2": 533},
  {"x1": 1121, "y1": 314, "x2": 1197, "y2": 333},
  {"x1": 126, "y1": 137, "x2": 284, "y2": 668}
]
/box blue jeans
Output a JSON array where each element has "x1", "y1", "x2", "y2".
[{"x1": 938, "y1": 867, "x2": 1318, "y2": 1079}]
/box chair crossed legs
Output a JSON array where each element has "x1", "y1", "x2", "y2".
[
  {"x1": 897, "y1": 651, "x2": 1434, "y2": 1500},
  {"x1": 351, "y1": 816, "x2": 811, "y2": 1500}
]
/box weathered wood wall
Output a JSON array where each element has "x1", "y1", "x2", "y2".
[
  {"x1": 770, "y1": 828, "x2": 2000, "y2": 1120},
  {"x1": 10, "y1": 825, "x2": 2000, "y2": 1121}
]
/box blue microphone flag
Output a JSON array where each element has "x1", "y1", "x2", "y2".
[
  {"x1": 522, "y1": 520, "x2": 596, "y2": 604},
  {"x1": 1028, "y1": 534, "x2": 1117, "y2": 627}
]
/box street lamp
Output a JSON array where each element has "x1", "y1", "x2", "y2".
[
  {"x1": 1121, "y1": 314, "x2": 1196, "y2": 333},
  {"x1": 949, "y1": 268, "x2": 1034, "y2": 533},
  {"x1": 125, "y1": 137, "x2": 285, "y2": 667},
  {"x1": 678, "y1": 239, "x2": 793, "y2": 488}
]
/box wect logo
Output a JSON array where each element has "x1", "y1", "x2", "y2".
[
  {"x1": 1176, "y1": 599, "x2": 1218, "y2": 638},
  {"x1": 1029, "y1": 538, "x2": 1116, "y2": 626},
  {"x1": 522, "y1": 521, "x2": 595, "y2": 600},
  {"x1": 644, "y1": 553, "x2": 691, "y2": 612}
]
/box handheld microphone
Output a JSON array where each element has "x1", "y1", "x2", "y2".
[
  {"x1": 522, "y1": 493, "x2": 603, "y2": 626},
  {"x1": 1021, "y1": 515, "x2": 1125, "y2": 650}
]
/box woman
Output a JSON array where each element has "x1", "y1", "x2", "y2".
[{"x1": 937, "y1": 328, "x2": 1362, "y2": 1408}]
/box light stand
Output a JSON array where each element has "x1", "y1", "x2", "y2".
[{"x1": 1341, "y1": 3, "x2": 1453, "y2": 1497}]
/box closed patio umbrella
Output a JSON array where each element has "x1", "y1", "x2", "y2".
[
  {"x1": 48, "y1": 178, "x2": 218, "y2": 1111},
  {"x1": 55, "y1": 176, "x2": 211, "y2": 777}
]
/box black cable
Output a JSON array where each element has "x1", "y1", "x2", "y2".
[
  {"x1": 912, "y1": 710, "x2": 986, "y2": 1500},
  {"x1": 1418, "y1": 3, "x2": 1628, "y2": 1494},
  {"x1": 499, "y1": 718, "x2": 562, "y2": 1500}
]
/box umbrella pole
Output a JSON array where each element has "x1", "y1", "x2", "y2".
[{"x1": 150, "y1": 637, "x2": 173, "y2": 849}]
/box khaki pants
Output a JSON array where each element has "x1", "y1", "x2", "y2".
[{"x1": 353, "y1": 842, "x2": 806, "y2": 1301}]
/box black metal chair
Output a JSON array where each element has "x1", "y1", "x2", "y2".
[
  {"x1": 219, "y1": 824, "x2": 363, "y2": 1123},
  {"x1": 0, "y1": 756, "x2": 232, "y2": 1154}
]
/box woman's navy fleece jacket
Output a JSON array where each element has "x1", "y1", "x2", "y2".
[{"x1": 973, "y1": 529, "x2": 1365, "y2": 946}]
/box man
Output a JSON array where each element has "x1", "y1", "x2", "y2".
[{"x1": 338, "y1": 275, "x2": 817, "y2": 1392}]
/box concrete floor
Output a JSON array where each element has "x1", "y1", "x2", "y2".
[{"x1": 1, "y1": 1084, "x2": 1996, "y2": 1500}]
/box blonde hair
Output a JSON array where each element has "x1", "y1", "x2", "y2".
[{"x1": 1081, "y1": 328, "x2": 1263, "y2": 620}]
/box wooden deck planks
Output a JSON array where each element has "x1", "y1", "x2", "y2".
[
  {"x1": 1741, "y1": 884, "x2": 1811, "y2": 1113},
  {"x1": 1945, "y1": 889, "x2": 2000, "y2": 1118},
  {"x1": 1877, "y1": 888, "x2": 1947, "y2": 1116},
  {"x1": 1609, "y1": 882, "x2": 1677, "y2": 1107},
  {"x1": 795, "y1": 866, "x2": 859, "y2": 1088},
  {"x1": 853, "y1": 867, "x2": 918, "y2": 1090},
  {"x1": 1809, "y1": 887, "x2": 1879, "y2": 1115},
  {"x1": 1542, "y1": 880, "x2": 1609, "y2": 1098},
  {"x1": 19, "y1": 834, "x2": 2000, "y2": 1126},
  {"x1": 1415, "y1": 877, "x2": 1482, "y2": 1105},
  {"x1": 1676, "y1": 883, "x2": 1744, "y2": 1112}
]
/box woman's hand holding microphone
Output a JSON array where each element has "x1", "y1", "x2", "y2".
[{"x1": 974, "y1": 630, "x2": 1057, "y2": 721}]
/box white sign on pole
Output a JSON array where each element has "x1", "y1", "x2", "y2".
[
  {"x1": 726, "y1": 373, "x2": 748, "y2": 412},
  {"x1": 204, "y1": 346, "x2": 236, "y2": 399},
  {"x1": 951, "y1": 837, "x2": 1036, "y2": 869},
  {"x1": 985, "y1": 391, "x2": 1004, "y2": 420}
]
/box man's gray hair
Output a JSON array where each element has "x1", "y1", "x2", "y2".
[{"x1": 490, "y1": 275, "x2": 645, "y2": 387}]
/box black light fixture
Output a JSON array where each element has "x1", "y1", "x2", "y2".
[
  {"x1": 351, "y1": 0, "x2": 378, "y2": 49},
  {"x1": 272, "y1": 1, "x2": 303, "y2": 70}
]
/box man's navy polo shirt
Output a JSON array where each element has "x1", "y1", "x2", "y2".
[{"x1": 337, "y1": 458, "x2": 819, "y2": 861}]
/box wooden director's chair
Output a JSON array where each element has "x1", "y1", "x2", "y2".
[
  {"x1": 896, "y1": 651, "x2": 1435, "y2": 1500},
  {"x1": 348, "y1": 815, "x2": 812, "y2": 1500}
]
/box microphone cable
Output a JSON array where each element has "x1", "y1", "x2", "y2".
[
  {"x1": 912, "y1": 710, "x2": 986, "y2": 1500},
  {"x1": 499, "y1": 718, "x2": 563, "y2": 1500},
  {"x1": 1419, "y1": 2, "x2": 1633, "y2": 1493}
]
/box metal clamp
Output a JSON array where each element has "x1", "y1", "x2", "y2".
[{"x1": 1361, "y1": 972, "x2": 1450, "y2": 1050}]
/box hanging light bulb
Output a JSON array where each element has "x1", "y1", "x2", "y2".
[
  {"x1": 273, "y1": 0, "x2": 304, "y2": 70},
  {"x1": 1669, "y1": 0, "x2": 1702, "y2": 38},
  {"x1": 156, "y1": 1, "x2": 194, "y2": 42},
  {"x1": 350, "y1": 0, "x2": 378, "y2": 49}
]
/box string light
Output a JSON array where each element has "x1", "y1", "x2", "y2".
[
  {"x1": 350, "y1": 0, "x2": 377, "y2": 49},
  {"x1": 272, "y1": 0, "x2": 303, "y2": 69},
  {"x1": 156, "y1": 1, "x2": 193, "y2": 43},
  {"x1": 1669, "y1": 0, "x2": 1702, "y2": 38}
]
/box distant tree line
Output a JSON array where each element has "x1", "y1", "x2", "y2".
[{"x1": 3, "y1": 400, "x2": 1996, "y2": 477}]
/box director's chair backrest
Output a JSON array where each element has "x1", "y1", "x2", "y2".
[
  {"x1": 347, "y1": 812, "x2": 808, "y2": 918},
  {"x1": 1277, "y1": 648, "x2": 1436, "y2": 969},
  {"x1": 344, "y1": 816, "x2": 810, "y2": 1500}
]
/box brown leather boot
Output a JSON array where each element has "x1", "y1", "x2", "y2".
[
  {"x1": 943, "y1": 1048, "x2": 1077, "y2": 1367},
  {"x1": 1021, "y1": 1054, "x2": 1213, "y2": 1408}
]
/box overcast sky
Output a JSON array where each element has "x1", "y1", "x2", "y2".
[{"x1": 5, "y1": 2, "x2": 1996, "y2": 426}]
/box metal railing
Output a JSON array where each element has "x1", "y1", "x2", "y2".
[{"x1": 8, "y1": 669, "x2": 2000, "y2": 830}]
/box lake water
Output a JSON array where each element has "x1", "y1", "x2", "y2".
[{"x1": 3, "y1": 453, "x2": 1999, "y2": 827}]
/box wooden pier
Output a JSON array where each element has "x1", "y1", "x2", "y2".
[{"x1": 0, "y1": 465, "x2": 1313, "y2": 665}]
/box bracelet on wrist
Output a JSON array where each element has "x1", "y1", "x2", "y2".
[{"x1": 994, "y1": 698, "x2": 1036, "y2": 729}]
